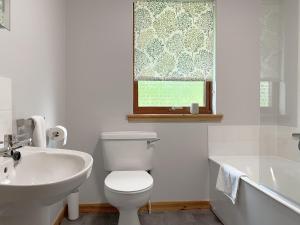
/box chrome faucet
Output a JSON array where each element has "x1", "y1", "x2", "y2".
[{"x1": 0, "y1": 134, "x2": 32, "y2": 161}]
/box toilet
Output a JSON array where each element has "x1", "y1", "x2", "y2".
[{"x1": 101, "y1": 131, "x2": 158, "y2": 225}]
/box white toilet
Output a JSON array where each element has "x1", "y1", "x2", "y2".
[{"x1": 101, "y1": 131, "x2": 158, "y2": 225}]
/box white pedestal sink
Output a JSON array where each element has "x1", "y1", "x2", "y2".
[{"x1": 0, "y1": 147, "x2": 93, "y2": 225}]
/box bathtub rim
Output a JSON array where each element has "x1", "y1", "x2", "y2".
[{"x1": 209, "y1": 156, "x2": 300, "y2": 215}]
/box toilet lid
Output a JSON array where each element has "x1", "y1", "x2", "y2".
[{"x1": 105, "y1": 171, "x2": 153, "y2": 193}]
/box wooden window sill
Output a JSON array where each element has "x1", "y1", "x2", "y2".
[{"x1": 127, "y1": 114, "x2": 223, "y2": 122}]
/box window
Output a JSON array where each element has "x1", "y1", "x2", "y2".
[
  {"x1": 134, "y1": 81, "x2": 212, "y2": 114},
  {"x1": 260, "y1": 81, "x2": 272, "y2": 108},
  {"x1": 138, "y1": 81, "x2": 205, "y2": 107},
  {"x1": 133, "y1": 0, "x2": 215, "y2": 114}
]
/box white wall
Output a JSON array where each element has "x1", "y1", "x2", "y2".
[
  {"x1": 66, "y1": 0, "x2": 260, "y2": 204},
  {"x1": 216, "y1": 0, "x2": 260, "y2": 124},
  {"x1": 0, "y1": 0, "x2": 67, "y2": 222},
  {"x1": 0, "y1": 0, "x2": 66, "y2": 127},
  {"x1": 0, "y1": 78, "x2": 12, "y2": 141}
]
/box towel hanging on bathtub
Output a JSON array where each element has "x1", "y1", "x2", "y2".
[
  {"x1": 216, "y1": 164, "x2": 247, "y2": 204},
  {"x1": 31, "y1": 115, "x2": 46, "y2": 148}
]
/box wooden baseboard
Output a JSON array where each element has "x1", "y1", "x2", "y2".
[
  {"x1": 80, "y1": 203, "x2": 118, "y2": 213},
  {"x1": 79, "y1": 201, "x2": 211, "y2": 214},
  {"x1": 53, "y1": 201, "x2": 211, "y2": 224},
  {"x1": 140, "y1": 201, "x2": 211, "y2": 212},
  {"x1": 53, "y1": 205, "x2": 68, "y2": 225}
]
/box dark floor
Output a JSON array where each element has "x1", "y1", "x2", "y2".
[{"x1": 61, "y1": 209, "x2": 223, "y2": 225}]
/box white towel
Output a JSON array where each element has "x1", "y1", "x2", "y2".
[
  {"x1": 216, "y1": 164, "x2": 247, "y2": 204},
  {"x1": 31, "y1": 116, "x2": 46, "y2": 147}
]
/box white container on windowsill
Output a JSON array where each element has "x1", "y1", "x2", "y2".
[{"x1": 190, "y1": 103, "x2": 199, "y2": 114}]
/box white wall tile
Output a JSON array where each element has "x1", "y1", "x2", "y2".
[
  {"x1": 259, "y1": 125, "x2": 278, "y2": 156},
  {"x1": 277, "y1": 126, "x2": 300, "y2": 162},
  {"x1": 208, "y1": 126, "x2": 260, "y2": 156},
  {"x1": 0, "y1": 77, "x2": 12, "y2": 142},
  {"x1": 258, "y1": 126, "x2": 300, "y2": 162},
  {"x1": 0, "y1": 110, "x2": 12, "y2": 142}
]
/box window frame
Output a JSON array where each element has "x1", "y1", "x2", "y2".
[
  {"x1": 260, "y1": 80, "x2": 278, "y2": 116},
  {"x1": 132, "y1": 2, "x2": 213, "y2": 115},
  {"x1": 133, "y1": 81, "x2": 213, "y2": 114},
  {"x1": 260, "y1": 80, "x2": 273, "y2": 108}
]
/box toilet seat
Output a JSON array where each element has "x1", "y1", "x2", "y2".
[{"x1": 105, "y1": 171, "x2": 153, "y2": 193}]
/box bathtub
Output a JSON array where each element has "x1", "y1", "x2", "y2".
[{"x1": 209, "y1": 156, "x2": 300, "y2": 225}]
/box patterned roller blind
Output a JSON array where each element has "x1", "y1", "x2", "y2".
[
  {"x1": 0, "y1": 0, "x2": 4, "y2": 25},
  {"x1": 134, "y1": 0, "x2": 215, "y2": 81}
]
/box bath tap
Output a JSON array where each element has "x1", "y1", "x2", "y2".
[{"x1": 0, "y1": 134, "x2": 32, "y2": 161}]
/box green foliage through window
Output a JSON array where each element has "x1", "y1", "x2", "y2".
[
  {"x1": 260, "y1": 81, "x2": 272, "y2": 107},
  {"x1": 138, "y1": 81, "x2": 205, "y2": 107}
]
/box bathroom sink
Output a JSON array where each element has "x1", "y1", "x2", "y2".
[{"x1": 0, "y1": 147, "x2": 93, "y2": 225}]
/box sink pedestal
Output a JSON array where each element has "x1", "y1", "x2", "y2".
[{"x1": 1, "y1": 206, "x2": 50, "y2": 225}]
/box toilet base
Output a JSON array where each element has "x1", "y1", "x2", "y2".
[
  {"x1": 104, "y1": 172, "x2": 153, "y2": 225},
  {"x1": 118, "y1": 208, "x2": 141, "y2": 225}
]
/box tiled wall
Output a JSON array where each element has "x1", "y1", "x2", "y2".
[
  {"x1": 259, "y1": 125, "x2": 278, "y2": 156},
  {"x1": 208, "y1": 125, "x2": 300, "y2": 161},
  {"x1": 259, "y1": 125, "x2": 300, "y2": 162},
  {"x1": 0, "y1": 77, "x2": 12, "y2": 142},
  {"x1": 208, "y1": 126, "x2": 260, "y2": 156},
  {"x1": 276, "y1": 126, "x2": 300, "y2": 162}
]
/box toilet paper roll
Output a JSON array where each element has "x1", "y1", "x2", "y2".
[{"x1": 47, "y1": 126, "x2": 68, "y2": 146}]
